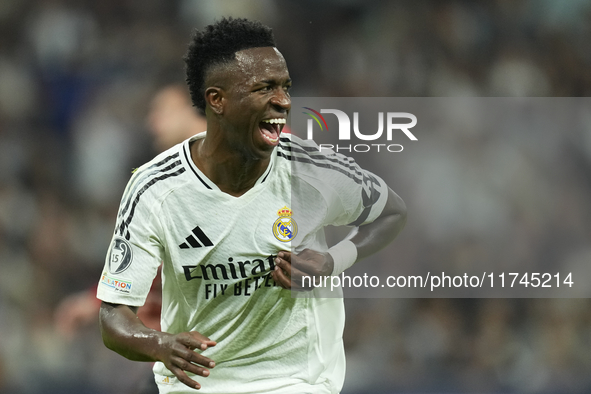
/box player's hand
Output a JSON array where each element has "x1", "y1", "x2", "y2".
[
  {"x1": 272, "y1": 249, "x2": 334, "y2": 291},
  {"x1": 156, "y1": 331, "x2": 217, "y2": 390}
]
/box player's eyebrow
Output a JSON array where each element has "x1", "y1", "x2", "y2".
[{"x1": 260, "y1": 78, "x2": 292, "y2": 85}]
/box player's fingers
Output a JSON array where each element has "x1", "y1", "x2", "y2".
[
  {"x1": 272, "y1": 266, "x2": 290, "y2": 289},
  {"x1": 179, "y1": 332, "x2": 216, "y2": 351},
  {"x1": 273, "y1": 262, "x2": 312, "y2": 292},
  {"x1": 171, "y1": 355, "x2": 211, "y2": 377},
  {"x1": 290, "y1": 258, "x2": 317, "y2": 275},
  {"x1": 278, "y1": 249, "x2": 316, "y2": 274},
  {"x1": 293, "y1": 249, "x2": 334, "y2": 276},
  {"x1": 270, "y1": 270, "x2": 287, "y2": 289},
  {"x1": 274, "y1": 265, "x2": 302, "y2": 289},
  {"x1": 276, "y1": 250, "x2": 291, "y2": 263},
  {"x1": 275, "y1": 257, "x2": 314, "y2": 290},
  {"x1": 172, "y1": 345, "x2": 216, "y2": 369},
  {"x1": 274, "y1": 255, "x2": 291, "y2": 276},
  {"x1": 288, "y1": 266, "x2": 313, "y2": 289},
  {"x1": 169, "y1": 364, "x2": 203, "y2": 390},
  {"x1": 187, "y1": 331, "x2": 217, "y2": 349},
  {"x1": 186, "y1": 350, "x2": 216, "y2": 369}
]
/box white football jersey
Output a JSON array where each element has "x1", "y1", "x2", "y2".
[{"x1": 97, "y1": 132, "x2": 388, "y2": 394}]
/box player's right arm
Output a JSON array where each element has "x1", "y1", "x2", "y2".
[
  {"x1": 99, "y1": 301, "x2": 216, "y2": 390},
  {"x1": 98, "y1": 154, "x2": 216, "y2": 390}
]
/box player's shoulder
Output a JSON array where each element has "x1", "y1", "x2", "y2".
[
  {"x1": 132, "y1": 143, "x2": 184, "y2": 178},
  {"x1": 277, "y1": 132, "x2": 337, "y2": 167},
  {"x1": 277, "y1": 132, "x2": 363, "y2": 183},
  {"x1": 124, "y1": 142, "x2": 189, "y2": 203},
  {"x1": 277, "y1": 131, "x2": 322, "y2": 154},
  {"x1": 138, "y1": 140, "x2": 183, "y2": 168}
]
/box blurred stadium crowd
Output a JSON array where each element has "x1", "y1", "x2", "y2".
[{"x1": 1, "y1": 0, "x2": 591, "y2": 393}]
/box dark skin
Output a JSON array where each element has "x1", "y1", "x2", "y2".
[
  {"x1": 99, "y1": 302, "x2": 216, "y2": 390},
  {"x1": 192, "y1": 47, "x2": 292, "y2": 196},
  {"x1": 99, "y1": 46, "x2": 406, "y2": 391}
]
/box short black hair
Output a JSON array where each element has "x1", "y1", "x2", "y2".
[{"x1": 184, "y1": 17, "x2": 276, "y2": 113}]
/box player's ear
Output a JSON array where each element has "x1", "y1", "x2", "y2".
[{"x1": 205, "y1": 87, "x2": 224, "y2": 115}]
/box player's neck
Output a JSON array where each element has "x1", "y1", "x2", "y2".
[{"x1": 190, "y1": 138, "x2": 270, "y2": 197}]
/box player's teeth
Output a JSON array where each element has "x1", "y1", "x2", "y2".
[
  {"x1": 263, "y1": 134, "x2": 279, "y2": 143},
  {"x1": 262, "y1": 119, "x2": 286, "y2": 124}
]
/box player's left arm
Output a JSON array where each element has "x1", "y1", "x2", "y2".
[
  {"x1": 345, "y1": 186, "x2": 406, "y2": 261},
  {"x1": 273, "y1": 187, "x2": 406, "y2": 290}
]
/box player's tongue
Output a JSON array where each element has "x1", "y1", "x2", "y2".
[{"x1": 259, "y1": 121, "x2": 279, "y2": 145}]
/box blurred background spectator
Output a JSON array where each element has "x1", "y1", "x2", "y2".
[{"x1": 1, "y1": 0, "x2": 591, "y2": 393}]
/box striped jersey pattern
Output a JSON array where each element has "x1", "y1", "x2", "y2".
[
  {"x1": 276, "y1": 136, "x2": 382, "y2": 226},
  {"x1": 116, "y1": 152, "x2": 185, "y2": 240}
]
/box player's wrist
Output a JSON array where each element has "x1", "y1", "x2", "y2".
[{"x1": 328, "y1": 240, "x2": 357, "y2": 276}]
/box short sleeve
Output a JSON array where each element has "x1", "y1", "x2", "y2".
[
  {"x1": 327, "y1": 167, "x2": 388, "y2": 227},
  {"x1": 287, "y1": 136, "x2": 389, "y2": 228},
  {"x1": 97, "y1": 171, "x2": 165, "y2": 307}
]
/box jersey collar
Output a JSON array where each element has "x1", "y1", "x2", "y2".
[{"x1": 182, "y1": 132, "x2": 276, "y2": 192}]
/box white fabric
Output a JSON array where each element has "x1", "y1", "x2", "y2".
[
  {"x1": 328, "y1": 240, "x2": 358, "y2": 276},
  {"x1": 97, "y1": 132, "x2": 388, "y2": 394}
]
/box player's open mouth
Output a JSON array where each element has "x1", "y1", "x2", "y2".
[{"x1": 259, "y1": 118, "x2": 285, "y2": 145}]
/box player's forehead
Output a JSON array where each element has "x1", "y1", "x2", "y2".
[{"x1": 233, "y1": 47, "x2": 290, "y2": 83}]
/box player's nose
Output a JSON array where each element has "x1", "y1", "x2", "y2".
[{"x1": 270, "y1": 89, "x2": 291, "y2": 113}]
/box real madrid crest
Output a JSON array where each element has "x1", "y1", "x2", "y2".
[{"x1": 273, "y1": 206, "x2": 297, "y2": 242}]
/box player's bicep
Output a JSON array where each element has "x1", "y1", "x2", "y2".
[{"x1": 376, "y1": 186, "x2": 406, "y2": 221}]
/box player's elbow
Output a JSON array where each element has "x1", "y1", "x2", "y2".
[
  {"x1": 98, "y1": 302, "x2": 118, "y2": 350},
  {"x1": 98, "y1": 302, "x2": 138, "y2": 354},
  {"x1": 386, "y1": 188, "x2": 407, "y2": 225},
  {"x1": 397, "y1": 197, "x2": 407, "y2": 228}
]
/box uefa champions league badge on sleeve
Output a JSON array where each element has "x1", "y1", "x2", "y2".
[
  {"x1": 108, "y1": 236, "x2": 134, "y2": 274},
  {"x1": 273, "y1": 206, "x2": 297, "y2": 242}
]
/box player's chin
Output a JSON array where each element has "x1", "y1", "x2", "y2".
[{"x1": 250, "y1": 140, "x2": 276, "y2": 159}]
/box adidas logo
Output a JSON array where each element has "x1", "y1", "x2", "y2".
[{"x1": 179, "y1": 226, "x2": 213, "y2": 249}]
